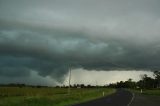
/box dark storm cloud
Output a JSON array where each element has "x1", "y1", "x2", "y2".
[{"x1": 0, "y1": 0, "x2": 160, "y2": 83}]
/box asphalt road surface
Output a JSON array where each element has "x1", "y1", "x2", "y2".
[
  {"x1": 72, "y1": 89, "x2": 160, "y2": 106},
  {"x1": 72, "y1": 89, "x2": 133, "y2": 106},
  {"x1": 130, "y1": 93, "x2": 160, "y2": 106}
]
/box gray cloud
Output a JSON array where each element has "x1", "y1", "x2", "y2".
[{"x1": 0, "y1": 0, "x2": 160, "y2": 84}]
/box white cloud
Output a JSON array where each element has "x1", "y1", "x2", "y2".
[{"x1": 63, "y1": 68, "x2": 154, "y2": 86}]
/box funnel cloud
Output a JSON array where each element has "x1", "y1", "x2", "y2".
[{"x1": 0, "y1": 0, "x2": 160, "y2": 85}]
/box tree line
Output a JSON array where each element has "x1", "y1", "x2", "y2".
[
  {"x1": 108, "y1": 71, "x2": 160, "y2": 89},
  {"x1": 0, "y1": 71, "x2": 159, "y2": 89}
]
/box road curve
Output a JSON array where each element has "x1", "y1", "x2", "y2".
[{"x1": 72, "y1": 89, "x2": 133, "y2": 106}]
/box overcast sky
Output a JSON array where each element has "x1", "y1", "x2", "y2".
[{"x1": 0, "y1": 0, "x2": 159, "y2": 86}]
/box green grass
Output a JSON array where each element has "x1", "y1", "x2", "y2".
[
  {"x1": 0, "y1": 87, "x2": 116, "y2": 106},
  {"x1": 130, "y1": 89, "x2": 160, "y2": 96}
]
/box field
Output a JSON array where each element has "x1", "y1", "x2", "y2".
[
  {"x1": 130, "y1": 89, "x2": 160, "y2": 96},
  {"x1": 0, "y1": 87, "x2": 115, "y2": 106}
]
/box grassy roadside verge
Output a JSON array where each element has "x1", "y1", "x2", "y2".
[
  {"x1": 0, "y1": 87, "x2": 116, "y2": 106},
  {"x1": 129, "y1": 89, "x2": 160, "y2": 96}
]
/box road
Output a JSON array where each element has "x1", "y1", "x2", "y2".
[
  {"x1": 72, "y1": 89, "x2": 133, "y2": 106},
  {"x1": 130, "y1": 93, "x2": 160, "y2": 106},
  {"x1": 72, "y1": 89, "x2": 160, "y2": 106}
]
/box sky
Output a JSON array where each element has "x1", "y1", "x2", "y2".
[{"x1": 0, "y1": 0, "x2": 160, "y2": 86}]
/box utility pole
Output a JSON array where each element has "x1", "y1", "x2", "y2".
[{"x1": 68, "y1": 66, "x2": 71, "y2": 95}]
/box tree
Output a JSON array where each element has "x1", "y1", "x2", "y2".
[
  {"x1": 154, "y1": 71, "x2": 160, "y2": 88},
  {"x1": 138, "y1": 74, "x2": 155, "y2": 89},
  {"x1": 125, "y1": 78, "x2": 136, "y2": 88}
]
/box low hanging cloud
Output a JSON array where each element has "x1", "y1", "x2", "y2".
[{"x1": 0, "y1": 0, "x2": 160, "y2": 84}]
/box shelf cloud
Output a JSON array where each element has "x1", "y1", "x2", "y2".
[{"x1": 0, "y1": 0, "x2": 160, "y2": 84}]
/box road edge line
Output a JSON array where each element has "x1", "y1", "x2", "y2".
[{"x1": 127, "y1": 92, "x2": 135, "y2": 106}]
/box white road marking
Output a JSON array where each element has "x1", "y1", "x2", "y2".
[{"x1": 127, "y1": 92, "x2": 135, "y2": 106}]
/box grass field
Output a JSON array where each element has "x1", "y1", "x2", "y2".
[
  {"x1": 0, "y1": 87, "x2": 116, "y2": 106},
  {"x1": 130, "y1": 89, "x2": 160, "y2": 96}
]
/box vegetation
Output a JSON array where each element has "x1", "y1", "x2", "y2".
[
  {"x1": 107, "y1": 71, "x2": 160, "y2": 89},
  {"x1": 0, "y1": 87, "x2": 115, "y2": 106},
  {"x1": 107, "y1": 71, "x2": 160, "y2": 96},
  {"x1": 0, "y1": 71, "x2": 159, "y2": 105},
  {"x1": 131, "y1": 89, "x2": 160, "y2": 96}
]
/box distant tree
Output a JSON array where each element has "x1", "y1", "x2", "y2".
[
  {"x1": 80, "y1": 84, "x2": 85, "y2": 88},
  {"x1": 137, "y1": 80, "x2": 143, "y2": 88},
  {"x1": 125, "y1": 78, "x2": 136, "y2": 88},
  {"x1": 55, "y1": 86, "x2": 60, "y2": 88},
  {"x1": 116, "y1": 81, "x2": 126, "y2": 88},
  {"x1": 138, "y1": 74, "x2": 155, "y2": 89},
  {"x1": 154, "y1": 71, "x2": 160, "y2": 88},
  {"x1": 107, "y1": 83, "x2": 117, "y2": 88},
  {"x1": 87, "y1": 84, "x2": 92, "y2": 88}
]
